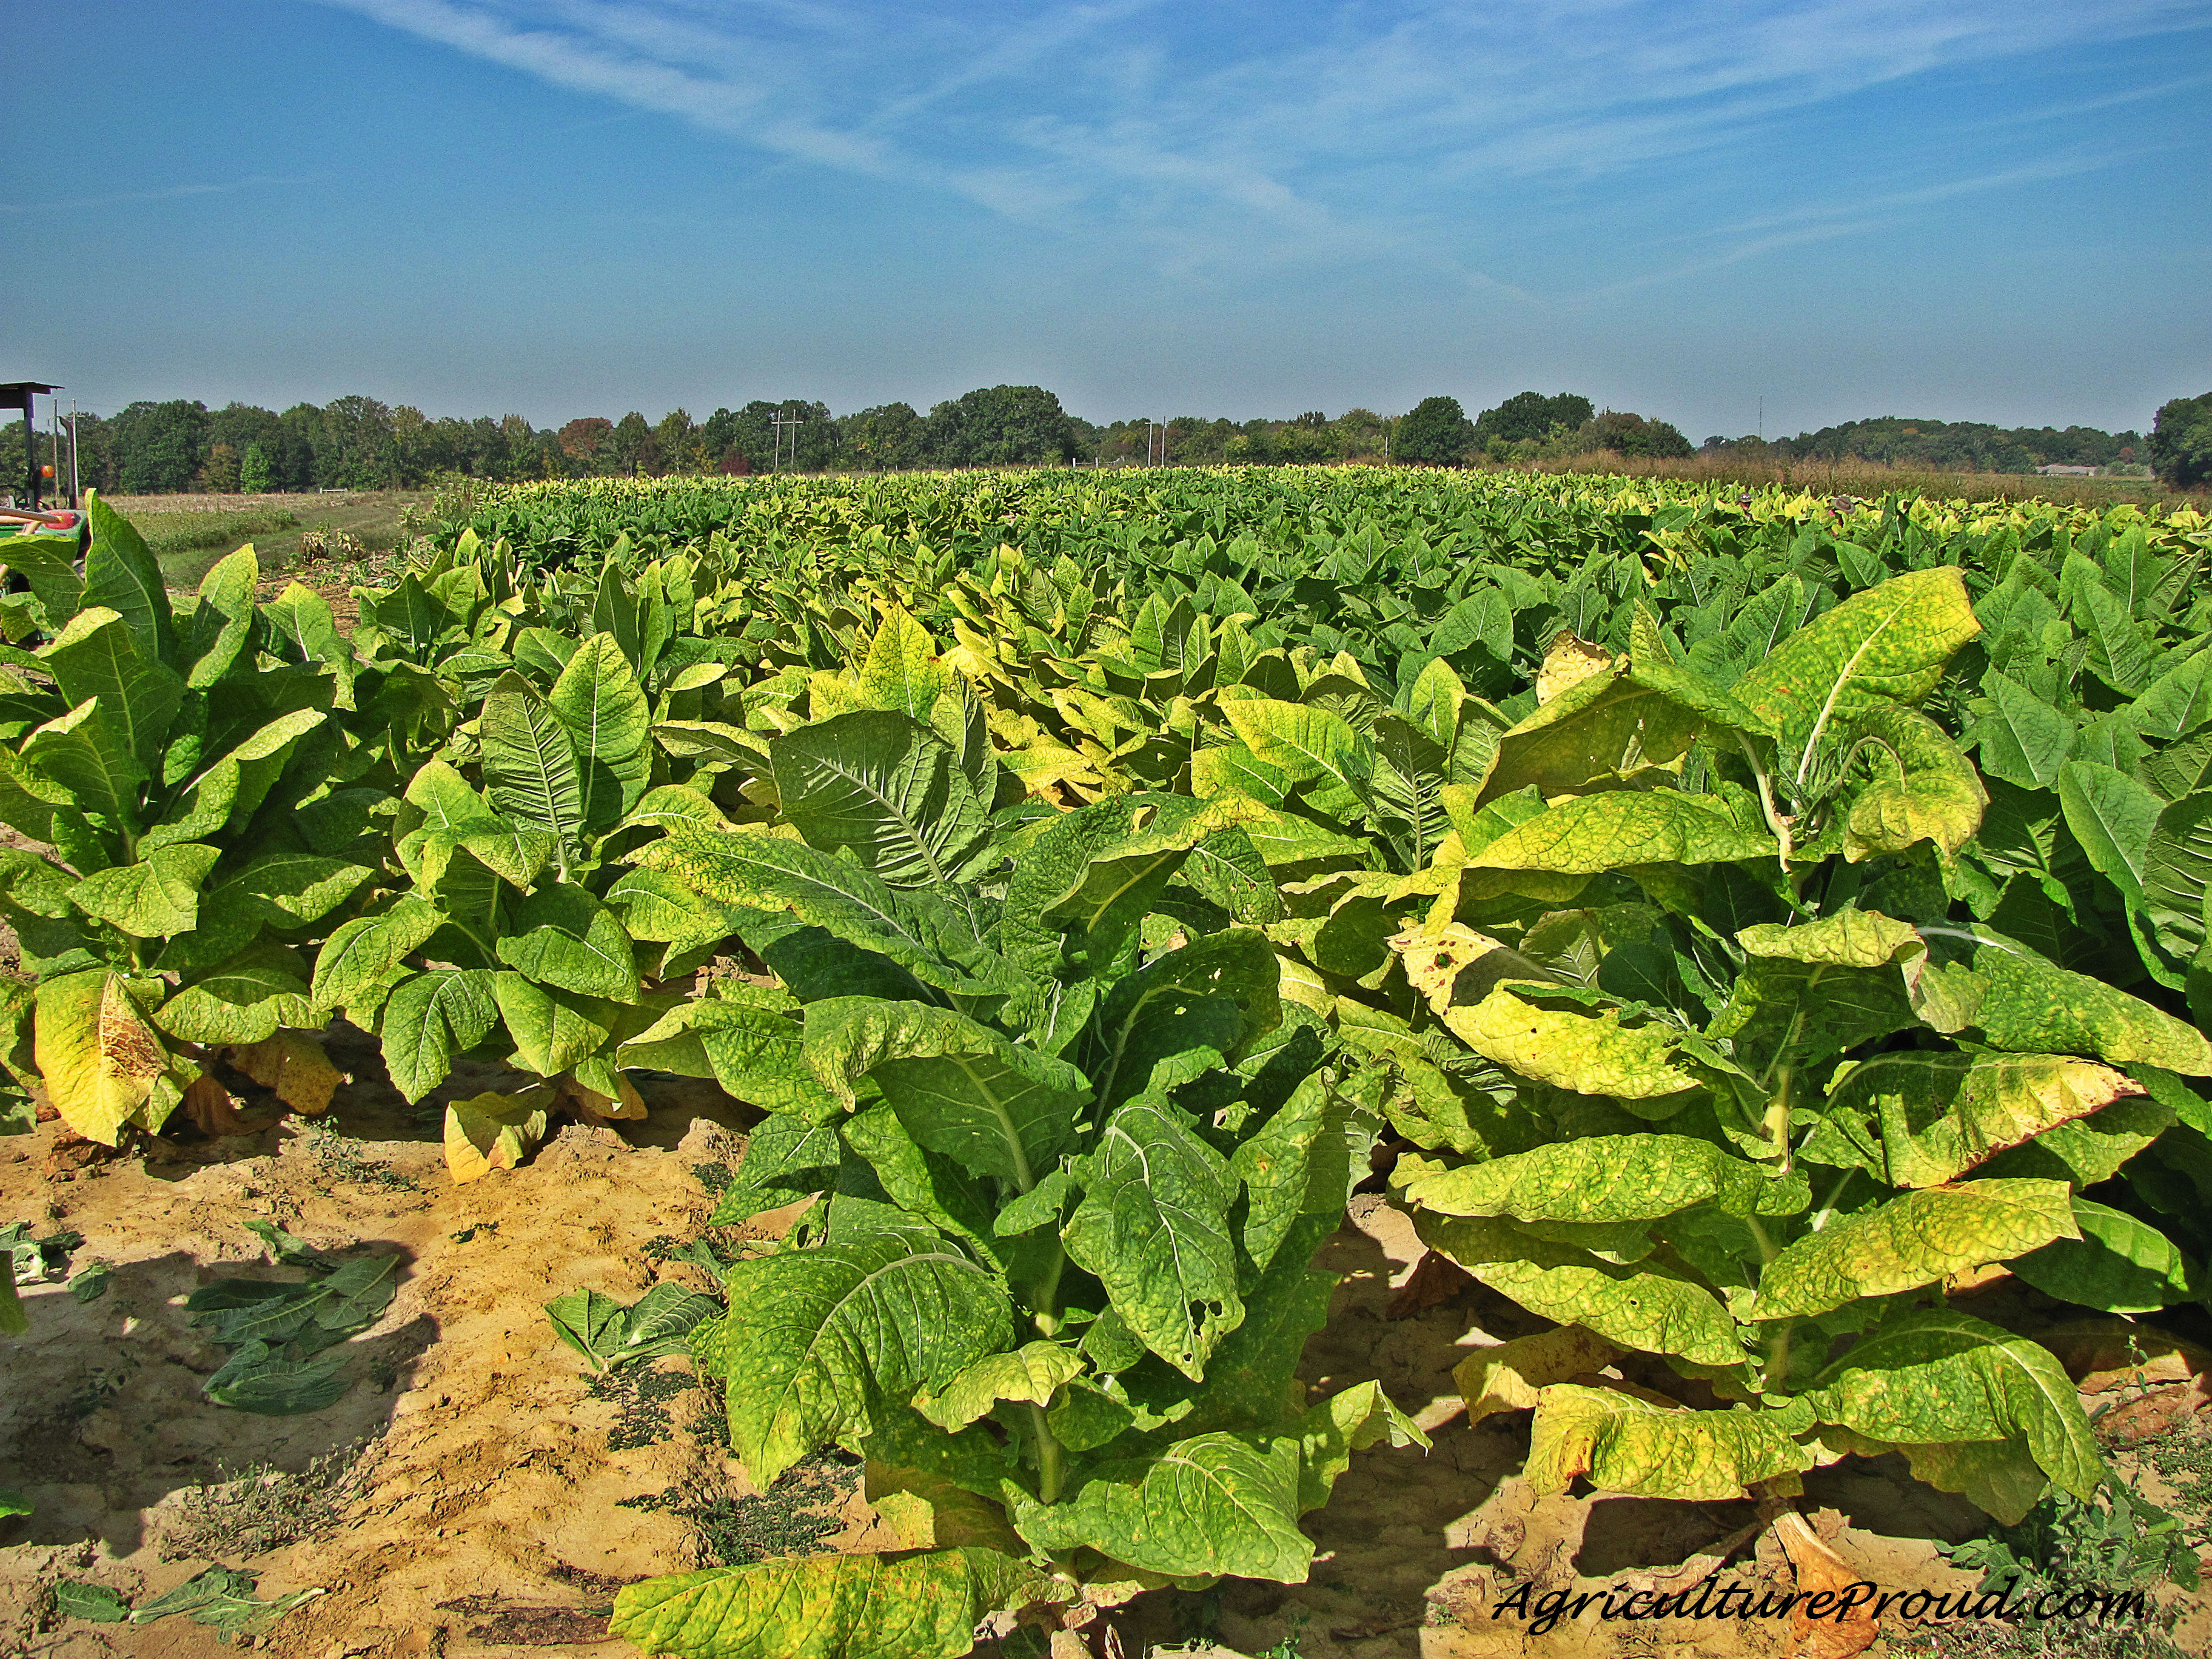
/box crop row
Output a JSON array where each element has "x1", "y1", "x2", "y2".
[{"x1": 2, "y1": 472, "x2": 2210, "y2": 1657}]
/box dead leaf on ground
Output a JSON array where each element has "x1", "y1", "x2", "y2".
[{"x1": 1773, "y1": 1509, "x2": 1877, "y2": 1659}]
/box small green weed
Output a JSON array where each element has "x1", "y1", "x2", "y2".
[
  {"x1": 300, "y1": 1122, "x2": 416, "y2": 1191},
  {"x1": 618, "y1": 1449, "x2": 860, "y2": 1567}
]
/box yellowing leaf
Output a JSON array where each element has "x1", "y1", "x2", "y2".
[
  {"x1": 1416, "y1": 1211, "x2": 1744, "y2": 1367},
  {"x1": 444, "y1": 1089, "x2": 550, "y2": 1184},
  {"x1": 1535, "y1": 633, "x2": 1614, "y2": 704},
  {"x1": 1974, "y1": 944, "x2": 2212, "y2": 1075},
  {"x1": 1466, "y1": 789, "x2": 1776, "y2": 876},
  {"x1": 1825, "y1": 1051, "x2": 2143, "y2": 1188},
  {"x1": 1400, "y1": 1133, "x2": 1792, "y2": 1224},
  {"x1": 230, "y1": 1030, "x2": 343, "y2": 1116},
  {"x1": 1527, "y1": 1384, "x2": 1814, "y2": 1501},
  {"x1": 1440, "y1": 988, "x2": 1700, "y2": 1100},
  {"x1": 1805, "y1": 1306, "x2": 2100, "y2": 1505},
  {"x1": 1735, "y1": 567, "x2": 1980, "y2": 754},
  {"x1": 611, "y1": 1548, "x2": 1056, "y2": 1659},
  {"x1": 914, "y1": 1341, "x2": 1085, "y2": 1432},
  {"x1": 35, "y1": 969, "x2": 168, "y2": 1145},
  {"x1": 1455, "y1": 1326, "x2": 1620, "y2": 1427},
  {"x1": 1752, "y1": 1179, "x2": 2077, "y2": 1320}
]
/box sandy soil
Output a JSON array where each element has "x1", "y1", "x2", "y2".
[{"x1": 5, "y1": 1044, "x2": 2211, "y2": 1659}]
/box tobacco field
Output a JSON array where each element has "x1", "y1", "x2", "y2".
[{"x1": 4, "y1": 465, "x2": 2212, "y2": 1658}]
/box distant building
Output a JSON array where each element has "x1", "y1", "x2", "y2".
[{"x1": 2037, "y1": 464, "x2": 2099, "y2": 476}]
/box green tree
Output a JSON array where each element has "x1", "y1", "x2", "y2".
[
  {"x1": 923, "y1": 386, "x2": 1079, "y2": 467},
  {"x1": 1395, "y1": 396, "x2": 1475, "y2": 466},
  {"x1": 197, "y1": 442, "x2": 241, "y2": 494},
  {"x1": 1475, "y1": 391, "x2": 1594, "y2": 446},
  {"x1": 842, "y1": 404, "x2": 927, "y2": 471},
  {"x1": 239, "y1": 443, "x2": 273, "y2": 494},
  {"x1": 2149, "y1": 394, "x2": 2212, "y2": 488},
  {"x1": 652, "y1": 409, "x2": 697, "y2": 475},
  {"x1": 110, "y1": 400, "x2": 209, "y2": 494}
]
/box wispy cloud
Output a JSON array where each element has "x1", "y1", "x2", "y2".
[
  {"x1": 309, "y1": 0, "x2": 2212, "y2": 281},
  {"x1": 0, "y1": 175, "x2": 320, "y2": 214}
]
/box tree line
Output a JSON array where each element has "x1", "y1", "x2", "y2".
[
  {"x1": 1, "y1": 385, "x2": 1702, "y2": 495},
  {"x1": 1700, "y1": 414, "x2": 2150, "y2": 475},
  {"x1": 6, "y1": 380, "x2": 2191, "y2": 494}
]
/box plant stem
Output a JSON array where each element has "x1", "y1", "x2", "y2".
[{"x1": 1027, "y1": 1402, "x2": 1065, "y2": 1505}]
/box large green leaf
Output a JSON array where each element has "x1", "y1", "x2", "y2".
[
  {"x1": 610, "y1": 1548, "x2": 1054, "y2": 1659},
  {"x1": 67, "y1": 843, "x2": 221, "y2": 938},
  {"x1": 380, "y1": 969, "x2": 498, "y2": 1102},
  {"x1": 1710, "y1": 909, "x2": 1925, "y2": 1073},
  {"x1": 23, "y1": 700, "x2": 146, "y2": 828},
  {"x1": 1804, "y1": 1305, "x2": 2100, "y2": 1503},
  {"x1": 773, "y1": 709, "x2": 992, "y2": 888},
  {"x1": 1974, "y1": 942, "x2": 2212, "y2": 1074},
  {"x1": 493, "y1": 972, "x2": 617, "y2": 1077},
  {"x1": 1063, "y1": 1096, "x2": 1242, "y2": 1379},
  {"x1": 1222, "y1": 697, "x2": 1370, "y2": 814},
  {"x1": 155, "y1": 942, "x2": 318, "y2": 1046},
  {"x1": 1014, "y1": 1430, "x2": 1310, "y2": 1580},
  {"x1": 1734, "y1": 566, "x2": 1980, "y2": 759},
  {"x1": 2009, "y1": 1197, "x2": 2198, "y2": 1313},
  {"x1": 41, "y1": 607, "x2": 183, "y2": 771},
  {"x1": 82, "y1": 495, "x2": 176, "y2": 665},
  {"x1": 1228, "y1": 1073, "x2": 1367, "y2": 1273},
  {"x1": 802, "y1": 997, "x2": 1090, "y2": 1187},
  {"x1": 1019, "y1": 794, "x2": 1267, "y2": 976},
  {"x1": 1752, "y1": 1179, "x2": 2077, "y2": 1319},
  {"x1": 2057, "y1": 760, "x2": 2160, "y2": 905},
  {"x1": 548, "y1": 633, "x2": 651, "y2": 832},
  {"x1": 1820, "y1": 1051, "x2": 2143, "y2": 1188},
  {"x1": 480, "y1": 672, "x2": 586, "y2": 851},
  {"x1": 914, "y1": 1341, "x2": 1085, "y2": 1431},
  {"x1": 312, "y1": 895, "x2": 445, "y2": 1013},
  {"x1": 718, "y1": 1222, "x2": 1014, "y2": 1487},
  {"x1": 495, "y1": 884, "x2": 638, "y2": 1001},
  {"x1": 637, "y1": 826, "x2": 1009, "y2": 997},
  {"x1": 2144, "y1": 790, "x2": 2212, "y2": 959},
  {"x1": 1415, "y1": 1211, "x2": 1743, "y2": 1367},
  {"x1": 1527, "y1": 1385, "x2": 1813, "y2": 1501},
  {"x1": 1399, "y1": 1133, "x2": 1792, "y2": 1225},
  {"x1": 1963, "y1": 671, "x2": 2073, "y2": 790},
  {"x1": 1088, "y1": 927, "x2": 1281, "y2": 1109}
]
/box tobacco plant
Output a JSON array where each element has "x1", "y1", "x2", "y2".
[
  {"x1": 1361, "y1": 568, "x2": 2212, "y2": 1521},
  {"x1": 605, "y1": 619, "x2": 1420, "y2": 1658}
]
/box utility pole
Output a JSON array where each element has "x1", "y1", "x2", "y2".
[
  {"x1": 68, "y1": 401, "x2": 79, "y2": 506},
  {"x1": 769, "y1": 407, "x2": 807, "y2": 472}
]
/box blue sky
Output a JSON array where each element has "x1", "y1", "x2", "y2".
[{"x1": 8, "y1": 0, "x2": 2210, "y2": 438}]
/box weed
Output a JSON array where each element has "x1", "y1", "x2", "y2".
[
  {"x1": 449, "y1": 1222, "x2": 499, "y2": 1244},
  {"x1": 591, "y1": 1365, "x2": 696, "y2": 1453},
  {"x1": 618, "y1": 1448, "x2": 862, "y2": 1567},
  {"x1": 158, "y1": 1438, "x2": 378, "y2": 1562},
  {"x1": 691, "y1": 1161, "x2": 734, "y2": 1195},
  {"x1": 300, "y1": 1121, "x2": 416, "y2": 1191}
]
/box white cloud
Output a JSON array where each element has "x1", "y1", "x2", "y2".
[{"x1": 310, "y1": 0, "x2": 2212, "y2": 281}]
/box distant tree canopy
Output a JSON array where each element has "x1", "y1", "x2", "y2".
[
  {"x1": 1475, "y1": 391, "x2": 1595, "y2": 446},
  {"x1": 1395, "y1": 396, "x2": 1477, "y2": 466},
  {"x1": 2150, "y1": 394, "x2": 2212, "y2": 488},
  {"x1": 923, "y1": 386, "x2": 1081, "y2": 466},
  {"x1": 13, "y1": 381, "x2": 2170, "y2": 495},
  {"x1": 1704, "y1": 415, "x2": 2148, "y2": 474}
]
